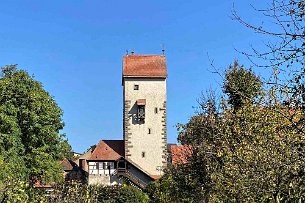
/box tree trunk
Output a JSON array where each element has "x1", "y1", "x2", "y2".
[
  {"x1": 274, "y1": 192, "x2": 280, "y2": 203},
  {"x1": 204, "y1": 189, "x2": 209, "y2": 203}
]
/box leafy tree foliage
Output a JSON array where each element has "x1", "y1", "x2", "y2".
[
  {"x1": 149, "y1": 2, "x2": 305, "y2": 202},
  {"x1": 146, "y1": 163, "x2": 205, "y2": 203},
  {"x1": 149, "y1": 63, "x2": 305, "y2": 202},
  {"x1": 223, "y1": 60, "x2": 263, "y2": 109},
  {"x1": 0, "y1": 181, "x2": 149, "y2": 203},
  {"x1": 28, "y1": 182, "x2": 149, "y2": 203},
  {"x1": 0, "y1": 65, "x2": 71, "y2": 201}
]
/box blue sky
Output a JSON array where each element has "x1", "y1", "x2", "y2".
[{"x1": 0, "y1": 0, "x2": 273, "y2": 153}]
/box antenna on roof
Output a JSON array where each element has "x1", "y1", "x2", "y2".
[
  {"x1": 126, "y1": 50, "x2": 129, "y2": 55},
  {"x1": 161, "y1": 43, "x2": 165, "y2": 55}
]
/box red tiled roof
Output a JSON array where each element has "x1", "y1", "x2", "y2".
[
  {"x1": 169, "y1": 144, "x2": 192, "y2": 165},
  {"x1": 33, "y1": 181, "x2": 52, "y2": 188},
  {"x1": 123, "y1": 55, "x2": 167, "y2": 78},
  {"x1": 88, "y1": 140, "x2": 124, "y2": 161},
  {"x1": 60, "y1": 158, "x2": 76, "y2": 171},
  {"x1": 32, "y1": 177, "x2": 53, "y2": 188},
  {"x1": 150, "y1": 175, "x2": 161, "y2": 180}
]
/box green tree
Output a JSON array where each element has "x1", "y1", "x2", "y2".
[
  {"x1": 149, "y1": 64, "x2": 305, "y2": 202},
  {"x1": 0, "y1": 65, "x2": 71, "y2": 201},
  {"x1": 146, "y1": 92, "x2": 222, "y2": 203},
  {"x1": 146, "y1": 164, "x2": 202, "y2": 203},
  {"x1": 40, "y1": 183, "x2": 149, "y2": 203},
  {"x1": 223, "y1": 60, "x2": 263, "y2": 110},
  {"x1": 176, "y1": 95, "x2": 305, "y2": 202}
]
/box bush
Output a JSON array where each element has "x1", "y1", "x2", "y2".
[{"x1": 42, "y1": 182, "x2": 149, "y2": 203}]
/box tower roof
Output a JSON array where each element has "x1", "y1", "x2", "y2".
[{"x1": 123, "y1": 55, "x2": 167, "y2": 78}]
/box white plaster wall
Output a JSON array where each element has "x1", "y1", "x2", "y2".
[
  {"x1": 88, "y1": 175, "x2": 122, "y2": 185},
  {"x1": 124, "y1": 78, "x2": 166, "y2": 175}
]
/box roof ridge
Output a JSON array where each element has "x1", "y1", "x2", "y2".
[{"x1": 88, "y1": 140, "x2": 124, "y2": 161}]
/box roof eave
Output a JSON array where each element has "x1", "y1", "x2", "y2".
[
  {"x1": 86, "y1": 159, "x2": 120, "y2": 161},
  {"x1": 122, "y1": 75, "x2": 167, "y2": 78}
]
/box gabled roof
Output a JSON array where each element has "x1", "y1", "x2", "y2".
[
  {"x1": 87, "y1": 140, "x2": 124, "y2": 161},
  {"x1": 123, "y1": 55, "x2": 167, "y2": 78},
  {"x1": 60, "y1": 158, "x2": 78, "y2": 171},
  {"x1": 168, "y1": 144, "x2": 192, "y2": 165}
]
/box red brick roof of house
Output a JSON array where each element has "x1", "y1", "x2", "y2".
[
  {"x1": 123, "y1": 55, "x2": 167, "y2": 78},
  {"x1": 33, "y1": 181, "x2": 53, "y2": 188},
  {"x1": 60, "y1": 158, "x2": 77, "y2": 171},
  {"x1": 150, "y1": 175, "x2": 161, "y2": 180},
  {"x1": 32, "y1": 177, "x2": 53, "y2": 188},
  {"x1": 169, "y1": 144, "x2": 192, "y2": 165},
  {"x1": 87, "y1": 140, "x2": 124, "y2": 161}
]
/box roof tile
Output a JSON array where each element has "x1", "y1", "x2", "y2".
[
  {"x1": 88, "y1": 140, "x2": 124, "y2": 161},
  {"x1": 169, "y1": 144, "x2": 192, "y2": 165},
  {"x1": 60, "y1": 158, "x2": 79, "y2": 171},
  {"x1": 123, "y1": 55, "x2": 167, "y2": 78}
]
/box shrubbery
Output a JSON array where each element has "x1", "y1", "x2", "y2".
[{"x1": 1, "y1": 181, "x2": 149, "y2": 203}]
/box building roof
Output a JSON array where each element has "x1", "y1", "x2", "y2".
[
  {"x1": 123, "y1": 55, "x2": 167, "y2": 78},
  {"x1": 33, "y1": 180, "x2": 53, "y2": 188},
  {"x1": 32, "y1": 177, "x2": 53, "y2": 188},
  {"x1": 150, "y1": 175, "x2": 161, "y2": 180},
  {"x1": 136, "y1": 99, "x2": 146, "y2": 105},
  {"x1": 60, "y1": 158, "x2": 78, "y2": 171},
  {"x1": 169, "y1": 144, "x2": 192, "y2": 165},
  {"x1": 87, "y1": 140, "x2": 124, "y2": 161}
]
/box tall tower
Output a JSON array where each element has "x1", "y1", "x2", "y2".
[{"x1": 122, "y1": 54, "x2": 167, "y2": 176}]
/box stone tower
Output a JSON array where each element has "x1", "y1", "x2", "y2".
[{"x1": 122, "y1": 54, "x2": 167, "y2": 176}]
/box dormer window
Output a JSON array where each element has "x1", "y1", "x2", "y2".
[{"x1": 137, "y1": 99, "x2": 146, "y2": 121}]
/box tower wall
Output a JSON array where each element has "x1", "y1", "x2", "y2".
[{"x1": 123, "y1": 78, "x2": 167, "y2": 175}]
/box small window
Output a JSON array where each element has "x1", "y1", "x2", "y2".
[
  {"x1": 142, "y1": 152, "x2": 145, "y2": 158},
  {"x1": 134, "y1": 85, "x2": 139, "y2": 90},
  {"x1": 138, "y1": 105, "x2": 145, "y2": 120},
  {"x1": 148, "y1": 128, "x2": 151, "y2": 134},
  {"x1": 155, "y1": 107, "x2": 158, "y2": 114}
]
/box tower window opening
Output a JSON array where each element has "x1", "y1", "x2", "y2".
[
  {"x1": 155, "y1": 107, "x2": 158, "y2": 114},
  {"x1": 148, "y1": 128, "x2": 151, "y2": 134},
  {"x1": 137, "y1": 105, "x2": 145, "y2": 120},
  {"x1": 142, "y1": 152, "x2": 146, "y2": 158},
  {"x1": 134, "y1": 84, "x2": 139, "y2": 90}
]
